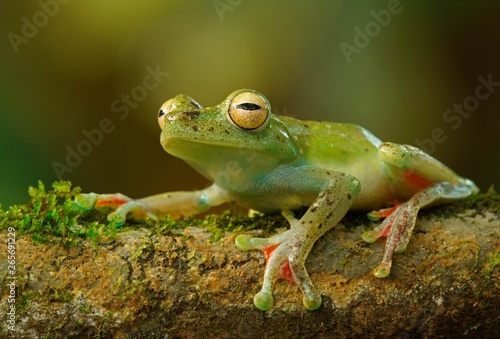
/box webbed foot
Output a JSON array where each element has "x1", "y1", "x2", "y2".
[{"x1": 362, "y1": 182, "x2": 478, "y2": 278}]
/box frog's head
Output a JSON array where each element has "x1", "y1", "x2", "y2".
[{"x1": 158, "y1": 89, "x2": 300, "y2": 183}]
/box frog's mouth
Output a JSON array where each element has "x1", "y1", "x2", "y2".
[
  {"x1": 162, "y1": 134, "x2": 290, "y2": 185},
  {"x1": 160, "y1": 115, "x2": 269, "y2": 157},
  {"x1": 161, "y1": 134, "x2": 264, "y2": 161}
]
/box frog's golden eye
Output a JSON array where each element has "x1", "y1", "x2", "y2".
[
  {"x1": 158, "y1": 98, "x2": 175, "y2": 129},
  {"x1": 228, "y1": 91, "x2": 270, "y2": 131}
]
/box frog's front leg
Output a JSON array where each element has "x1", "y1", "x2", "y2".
[
  {"x1": 362, "y1": 142, "x2": 479, "y2": 278},
  {"x1": 236, "y1": 170, "x2": 361, "y2": 310},
  {"x1": 74, "y1": 184, "x2": 228, "y2": 225}
]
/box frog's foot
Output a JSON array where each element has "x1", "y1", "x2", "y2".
[
  {"x1": 235, "y1": 211, "x2": 322, "y2": 311},
  {"x1": 361, "y1": 202, "x2": 408, "y2": 278},
  {"x1": 362, "y1": 182, "x2": 478, "y2": 278},
  {"x1": 73, "y1": 193, "x2": 158, "y2": 226},
  {"x1": 362, "y1": 200, "x2": 404, "y2": 244},
  {"x1": 236, "y1": 232, "x2": 322, "y2": 311}
]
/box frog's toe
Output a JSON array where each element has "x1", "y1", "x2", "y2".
[
  {"x1": 110, "y1": 201, "x2": 159, "y2": 225},
  {"x1": 367, "y1": 202, "x2": 401, "y2": 221},
  {"x1": 361, "y1": 229, "x2": 379, "y2": 243},
  {"x1": 373, "y1": 263, "x2": 391, "y2": 278},
  {"x1": 235, "y1": 231, "x2": 290, "y2": 252},
  {"x1": 303, "y1": 290, "x2": 322, "y2": 311},
  {"x1": 73, "y1": 193, "x2": 98, "y2": 210},
  {"x1": 254, "y1": 290, "x2": 274, "y2": 311},
  {"x1": 107, "y1": 210, "x2": 127, "y2": 226},
  {"x1": 288, "y1": 259, "x2": 323, "y2": 310},
  {"x1": 235, "y1": 234, "x2": 255, "y2": 251}
]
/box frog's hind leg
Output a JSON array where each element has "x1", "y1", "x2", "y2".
[{"x1": 362, "y1": 142, "x2": 478, "y2": 278}]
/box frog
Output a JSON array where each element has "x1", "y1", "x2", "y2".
[{"x1": 74, "y1": 89, "x2": 479, "y2": 311}]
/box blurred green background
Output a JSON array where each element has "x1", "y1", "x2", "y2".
[{"x1": 1, "y1": 0, "x2": 499, "y2": 207}]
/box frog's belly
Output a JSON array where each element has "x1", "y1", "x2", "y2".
[
  {"x1": 232, "y1": 171, "x2": 396, "y2": 214},
  {"x1": 349, "y1": 172, "x2": 394, "y2": 210},
  {"x1": 234, "y1": 159, "x2": 412, "y2": 213}
]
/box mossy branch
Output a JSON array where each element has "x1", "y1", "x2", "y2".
[{"x1": 1, "y1": 181, "x2": 499, "y2": 338}]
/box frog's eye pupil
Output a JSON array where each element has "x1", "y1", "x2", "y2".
[
  {"x1": 237, "y1": 103, "x2": 261, "y2": 111},
  {"x1": 159, "y1": 109, "x2": 166, "y2": 117},
  {"x1": 227, "y1": 91, "x2": 270, "y2": 131}
]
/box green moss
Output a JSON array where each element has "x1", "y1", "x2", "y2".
[
  {"x1": 78, "y1": 303, "x2": 92, "y2": 313},
  {"x1": 47, "y1": 285, "x2": 73, "y2": 302},
  {"x1": 152, "y1": 207, "x2": 288, "y2": 241},
  {"x1": 15, "y1": 291, "x2": 36, "y2": 315},
  {"x1": 197, "y1": 210, "x2": 288, "y2": 240},
  {"x1": 483, "y1": 251, "x2": 500, "y2": 279},
  {"x1": 0, "y1": 181, "x2": 119, "y2": 246}
]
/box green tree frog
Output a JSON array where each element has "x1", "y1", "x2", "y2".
[{"x1": 75, "y1": 89, "x2": 478, "y2": 311}]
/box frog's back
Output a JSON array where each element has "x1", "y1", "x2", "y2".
[{"x1": 280, "y1": 116, "x2": 382, "y2": 168}]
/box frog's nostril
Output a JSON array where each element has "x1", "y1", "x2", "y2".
[
  {"x1": 182, "y1": 111, "x2": 200, "y2": 120},
  {"x1": 189, "y1": 99, "x2": 202, "y2": 109},
  {"x1": 166, "y1": 111, "x2": 200, "y2": 124}
]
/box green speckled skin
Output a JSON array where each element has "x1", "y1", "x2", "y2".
[{"x1": 76, "y1": 89, "x2": 478, "y2": 310}]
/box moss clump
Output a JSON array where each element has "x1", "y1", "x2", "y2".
[{"x1": 0, "y1": 181, "x2": 119, "y2": 246}]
